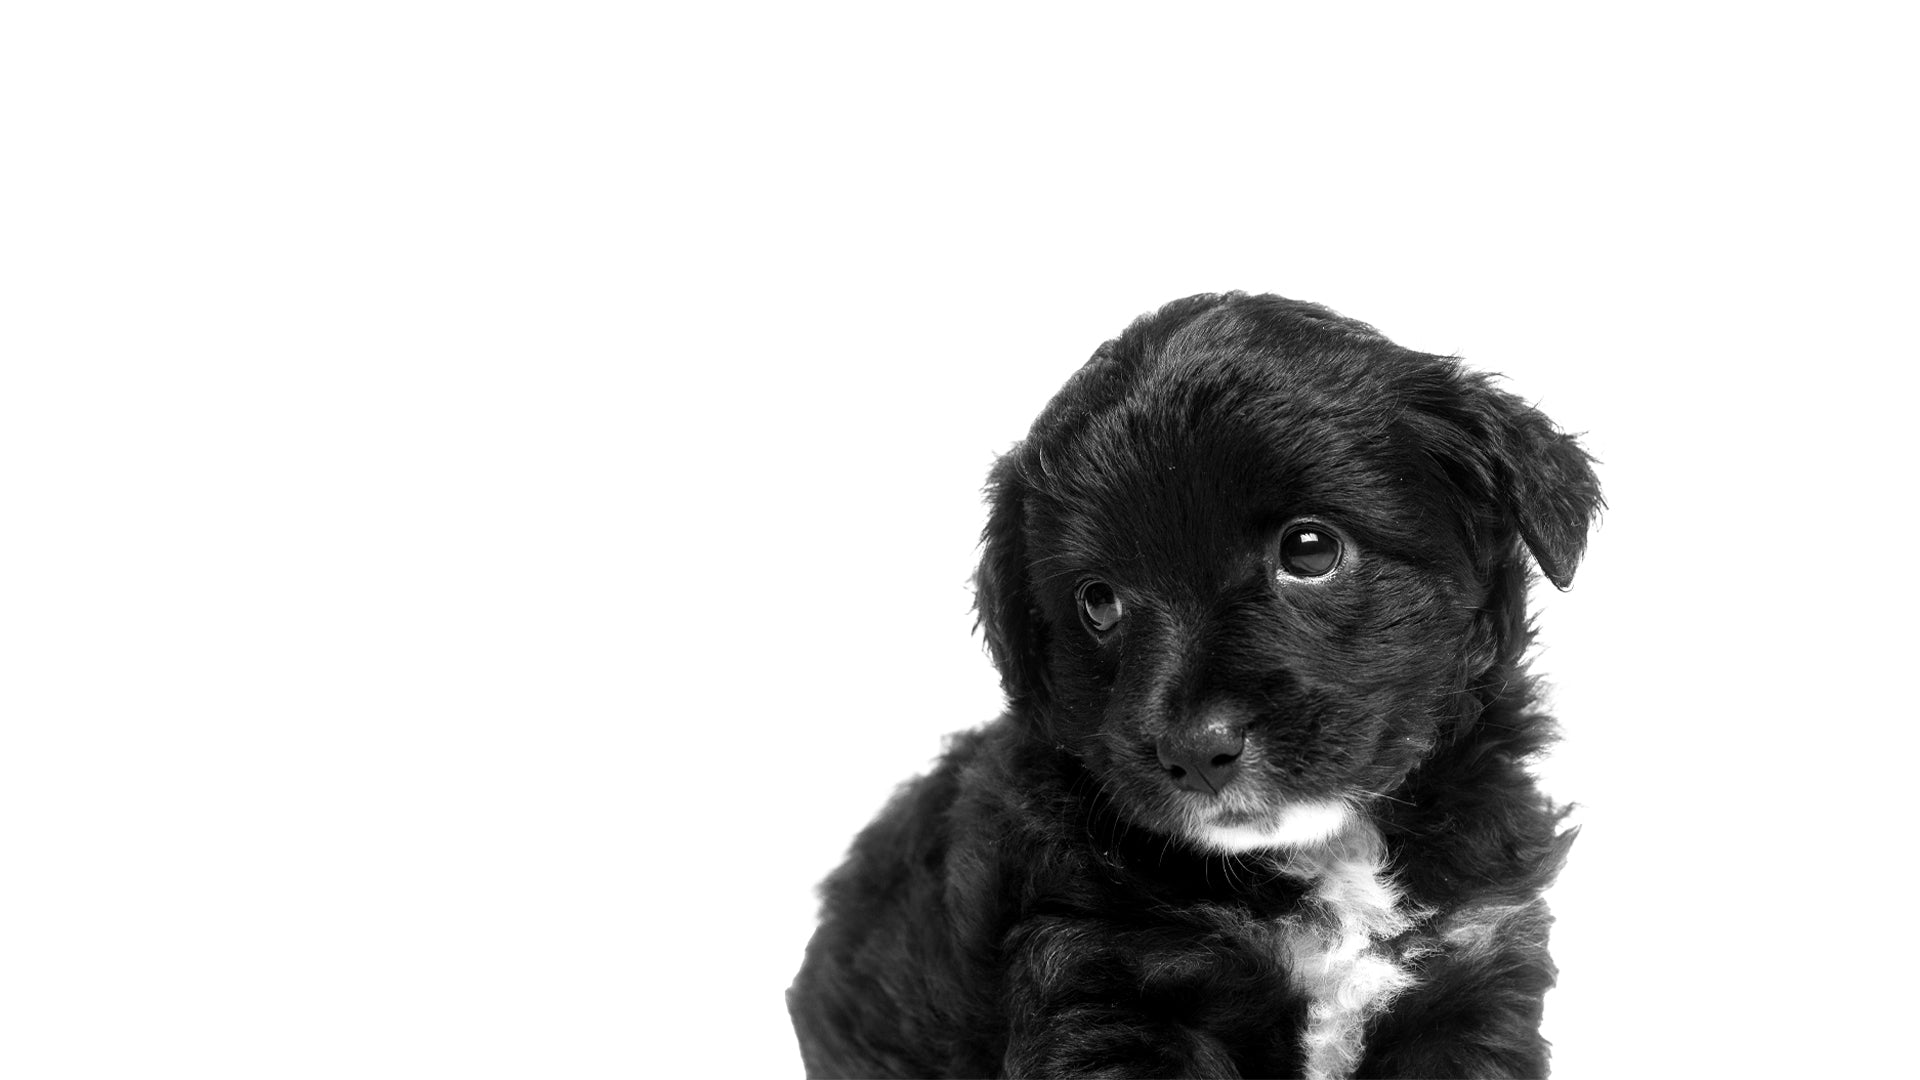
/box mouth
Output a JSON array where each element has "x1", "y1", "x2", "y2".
[{"x1": 1185, "y1": 797, "x2": 1350, "y2": 854}]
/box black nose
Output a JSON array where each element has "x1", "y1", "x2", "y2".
[{"x1": 1156, "y1": 724, "x2": 1246, "y2": 795}]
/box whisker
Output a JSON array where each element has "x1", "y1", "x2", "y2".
[{"x1": 1355, "y1": 787, "x2": 1416, "y2": 808}]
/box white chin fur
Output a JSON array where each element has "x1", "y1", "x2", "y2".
[{"x1": 1190, "y1": 799, "x2": 1350, "y2": 853}]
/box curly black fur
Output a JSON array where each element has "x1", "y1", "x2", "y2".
[{"x1": 789, "y1": 293, "x2": 1601, "y2": 1079}]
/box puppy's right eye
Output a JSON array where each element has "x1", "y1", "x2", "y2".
[
  {"x1": 1077, "y1": 580, "x2": 1124, "y2": 634},
  {"x1": 1279, "y1": 524, "x2": 1343, "y2": 577}
]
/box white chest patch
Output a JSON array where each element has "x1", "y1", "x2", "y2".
[{"x1": 1274, "y1": 823, "x2": 1424, "y2": 1080}]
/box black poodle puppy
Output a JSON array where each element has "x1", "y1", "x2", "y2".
[{"x1": 789, "y1": 293, "x2": 1601, "y2": 1079}]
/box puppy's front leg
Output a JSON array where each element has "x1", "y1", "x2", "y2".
[
  {"x1": 1004, "y1": 1006, "x2": 1239, "y2": 1079},
  {"x1": 1000, "y1": 917, "x2": 1242, "y2": 1079}
]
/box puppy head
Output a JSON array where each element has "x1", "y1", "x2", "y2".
[{"x1": 974, "y1": 293, "x2": 1600, "y2": 854}]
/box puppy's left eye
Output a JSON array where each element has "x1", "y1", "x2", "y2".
[
  {"x1": 1279, "y1": 524, "x2": 1343, "y2": 577},
  {"x1": 1077, "y1": 580, "x2": 1124, "y2": 634}
]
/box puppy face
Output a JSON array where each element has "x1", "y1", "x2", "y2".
[{"x1": 976, "y1": 294, "x2": 1598, "y2": 854}]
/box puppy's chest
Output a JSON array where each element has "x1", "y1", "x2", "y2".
[{"x1": 1237, "y1": 847, "x2": 1425, "y2": 1080}]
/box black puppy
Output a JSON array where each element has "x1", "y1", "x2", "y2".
[{"x1": 789, "y1": 293, "x2": 1600, "y2": 1079}]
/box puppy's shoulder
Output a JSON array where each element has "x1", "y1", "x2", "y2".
[
  {"x1": 1383, "y1": 692, "x2": 1577, "y2": 917},
  {"x1": 813, "y1": 718, "x2": 1031, "y2": 897},
  {"x1": 824, "y1": 727, "x2": 986, "y2": 887}
]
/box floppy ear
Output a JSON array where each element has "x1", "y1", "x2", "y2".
[
  {"x1": 973, "y1": 453, "x2": 1049, "y2": 707},
  {"x1": 1418, "y1": 369, "x2": 1603, "y2": 590},
  {"x1": 1490, "y1": 391, "x2": 1602, "y2": 590}
]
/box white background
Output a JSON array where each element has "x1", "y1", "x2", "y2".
[{"x1": 4, "y1": 3, "x2": 1915, "y2": 1077}]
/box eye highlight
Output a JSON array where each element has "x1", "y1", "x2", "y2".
[
  {"x1": 1278, "y1": 524, "x2": 1343, "y2": 577},
  {"x1": 1077, "y1": 580, "x2": 1124, "y2": 634}
]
